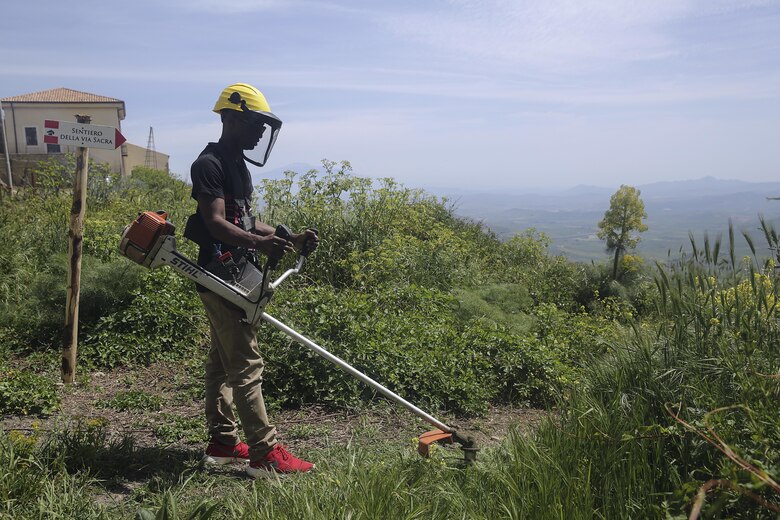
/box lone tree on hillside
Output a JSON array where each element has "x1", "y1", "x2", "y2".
[{"x1": 597, "y1": 185, "x2": 648, "y2": 280}]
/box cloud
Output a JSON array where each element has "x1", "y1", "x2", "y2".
[
  {"x1": 172, "y1": 0, "x2": 288, "y2": 13},
  {"x1": 3, "y1": 57, "x2": 776, "y2": 112},
  {"x1": 382, "y1": 0, "x2": 778, "y2": 71},
  {"x1": 175, "y1": 0, "x2": 357, "y2": 14}
]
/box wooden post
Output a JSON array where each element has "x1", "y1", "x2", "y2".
[
  {"x1": 1, "y1": 106, "x2": 13, "y2": 195},
  {"x1": 62, "y1": 115, "x2": 91, "y2": 384}
]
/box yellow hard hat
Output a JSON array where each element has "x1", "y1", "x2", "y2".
[
  {"x1": 213, "y1": 83, "x2": 271, "y2": 114},
  {"x1": 212, "y1": 83, "x2": 283, "y2": 168}
]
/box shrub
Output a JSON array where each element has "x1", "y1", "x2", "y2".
[
  {"x1": 453, "y1": 283, "x2": 535, "y2": 334},
  {"x1": 0, "y1": 163, "x2": 196, "y2": 362},
  {"x1": 80, "y1": 268, "x2": 207, "y2": 368},
  {"x1": 261, "y1": 284, "x2": 565, "y2": 414},
  {"x1": 577, "y1": 259, "x2": 658, "y2": 319},
  {"x1": 501, "y1": 229, "x2": 586, "y2": 310},
  {"x1": 256, "y1": 161, "x2": 503, "y2": 291},
  {"x1": 0, "y1": 254, "x2": 145, "y2": 354},
  {"x1": 531, "y1": 303, "x2": 622, "y2": 363},
  {"x1": 0, "y1": 365, "x2": 60, "y2": 415}
]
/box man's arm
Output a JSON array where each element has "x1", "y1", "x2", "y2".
[
  {"x1": 252, "y1": 220, "x2": 276, "y2": 236},
  {"x1": 197, "y1": 194, "x2": 292, "y2": 257}
]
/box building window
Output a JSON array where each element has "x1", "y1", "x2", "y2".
[
  {"x1": 47, "y1": 144, "x2": 61, "y2": 154},
  {"x1": 25, "y1": 127, "x2": 38, "y2": 146}
]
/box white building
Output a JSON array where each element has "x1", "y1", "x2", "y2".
[{"x1": 1, "y1": 87, "x2": 168, "y2": 188}]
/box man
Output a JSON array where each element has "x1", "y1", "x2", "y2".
[{"x1": 190, "y1": 82, "x2": 318, "y2": 477}]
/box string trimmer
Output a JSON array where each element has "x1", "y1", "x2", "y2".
[{"x1": 119, "y1": 210, "x2": 478, "y2": 463}]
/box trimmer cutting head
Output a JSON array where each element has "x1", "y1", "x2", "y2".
[{"x1": 418, "y1": 429, "x2": 478, "y2": 463}]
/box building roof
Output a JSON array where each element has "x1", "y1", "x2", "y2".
[{"x1": 1, "y1": 87, "x2": 123, "y2": 104}]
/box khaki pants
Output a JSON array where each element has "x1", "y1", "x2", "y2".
[{"x1": 199, "y1": 291, "x2": 277, "y2": 461}]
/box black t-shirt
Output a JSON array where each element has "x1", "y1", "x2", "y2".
[{"x1": 190, "y1": 141, "x2": 254, "y2": 268}]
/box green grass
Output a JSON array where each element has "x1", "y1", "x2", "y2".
[
  {"x1": 0, "y1": 424, "x2": 549, "y2": 520},
  {"x1": 97, "y1": 390, "x2": 164, "y2": 412},
  {"x1": 286, "y1": 424, "x2": 333, "y2": 440},
  {"x1": 152, "y1": 415, "x2": 208, "y2": 445}
]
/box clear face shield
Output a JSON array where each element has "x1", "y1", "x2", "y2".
[{"x1": 237, "y1": 110, "x2": 282, "y2": 167}]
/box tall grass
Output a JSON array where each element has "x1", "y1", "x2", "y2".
[
  {"x1": 0, "y1": 434, "x2": 108, "y2": 519},
  {"x1": 476, "y1": 222, "x2": 779, "y2": 518}
]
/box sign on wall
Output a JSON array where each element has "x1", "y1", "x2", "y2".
[{"x1": 43, "y1": 119, "x2": 126, "y2": 150}]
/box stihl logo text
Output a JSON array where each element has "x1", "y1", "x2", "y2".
[{"x1": 171, "y1": 257, "x2": 199, "y2": 278}]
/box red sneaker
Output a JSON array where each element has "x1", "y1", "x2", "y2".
[
  {"x1": 247, "y1": 444, "x2": 315, "y2": 477},
  {"x1": 202, "y1": 439, "x2": 250, "y2": 465}
]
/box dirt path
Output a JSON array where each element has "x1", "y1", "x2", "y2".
[{"x1": 2, "y1": 361, "x2": 546, "y2": 455}]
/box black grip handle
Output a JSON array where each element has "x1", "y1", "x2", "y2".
[
  {"x1": 274, "y1": 224, "x2": 293, "y2": 241},
  {"x1": 266, "y1": 224, "x2": 293, "y2": 270}
]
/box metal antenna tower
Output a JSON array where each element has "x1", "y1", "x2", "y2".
[{"x1": 144, "y1": 127, "x2": 158, "y2": 169}]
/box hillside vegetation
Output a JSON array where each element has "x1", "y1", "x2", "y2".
[{"x1": 0, "y1": 158, "x2": 778, "y2": 518}]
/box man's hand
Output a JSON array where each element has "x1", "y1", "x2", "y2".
[
  {"x1": 253, "y1": 233, "x2": 294, "y2": 258},
  {"x1": 292, "y1": 229, "x2": 319, "y2": 254}
]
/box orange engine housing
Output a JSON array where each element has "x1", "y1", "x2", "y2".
[{"x1": 119, "y1": 211, "x2": 175, "y2": 266}]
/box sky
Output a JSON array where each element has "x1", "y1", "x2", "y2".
[{"x1": 2, "y1": 0, "x2": 779, "y2": 191}]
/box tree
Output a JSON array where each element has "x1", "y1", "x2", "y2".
[{"x1": 597, "y1": 185, "x2": 648, "y2": 280}]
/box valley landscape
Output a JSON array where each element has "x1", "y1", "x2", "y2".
[{"x1": 436, "y1": 177, "x2": 780, "y2": 262}]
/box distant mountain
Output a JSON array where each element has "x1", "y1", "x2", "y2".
[
  {"x1": 637, "y1": 176, "x2": 780, "y2": 200},
  {"x1": 561, "y1": 184, "x2": 614, "y2": 197}
]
